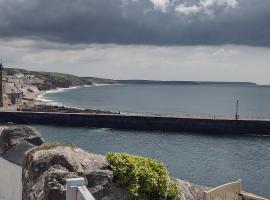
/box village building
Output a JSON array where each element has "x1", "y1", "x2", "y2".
[{"x1": 0, "y1": 62, "x2": 24, "y2": 109}]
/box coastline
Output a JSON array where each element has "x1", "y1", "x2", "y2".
[
  {"x1": 35, "y1": 85, "x2": 86, "y2": 106},
  {"x1": 21, "y1": 84, "x2": 119, "y2": 114},
  {"x1": 34, "y1": 83, "x2": 122, "y2": 108}
]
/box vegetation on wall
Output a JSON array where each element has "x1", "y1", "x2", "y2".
[{"x1": 106, "y1": 152, "x2": 180, "y2": 200}]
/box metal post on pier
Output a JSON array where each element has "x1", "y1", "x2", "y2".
[{"x1": 235, "y1": 100, "x2": 239, "y2": 120}]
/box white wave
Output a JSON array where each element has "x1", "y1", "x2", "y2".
[
  {"x1": 244, "y1": 134, "x2": 270, "y2": 137},
  {"x1": 37, "y1": 85, "x2": 84, "y2": 99},
  {"x1": 92, "y1": 83, "x2": 122, "y2": 86},
  {"x1": 61, "y1": 86, "x2": 83, "y2": 90},
  {"x1": 83, "y1": 84, "x2": 94, "y2": 87},
  {"x1": 36, "y1": 86, "x2": 82, "y2": 104}
]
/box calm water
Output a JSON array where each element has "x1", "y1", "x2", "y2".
[
  {"x1": 37, "y1": 84, "x2": 270, "y2": 197},
  {"x1": 43, "y1": 84, "x2": 270, "y2": 118}
]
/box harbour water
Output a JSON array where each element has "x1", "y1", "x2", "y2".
[
  {"x1": 36, "y1": 84, "x2": 270, "y2": 197},
  {"x1": 41, "y1": 84, "x2": 270, "y2": 118}
]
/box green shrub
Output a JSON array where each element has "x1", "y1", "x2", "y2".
[{"x1": 106, "y1": 152, "x2": 180, "y2": 200}]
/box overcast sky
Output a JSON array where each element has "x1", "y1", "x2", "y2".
[{"x1": 0, "y1": 0, "x2": 270, "y2": 83}]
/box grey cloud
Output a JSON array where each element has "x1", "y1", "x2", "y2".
[{"x1": 0, "y1": 0, "x2": 270, "y2": 46}]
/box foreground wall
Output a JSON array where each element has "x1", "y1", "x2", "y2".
[
  {"x1": 0, "y1": 111, "x2": 270, "y2": 135},
  {"x1": 0, "y1": 157, "x2": 22, "y2": 200}
]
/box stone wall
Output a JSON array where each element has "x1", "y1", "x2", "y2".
[{"x1": 0, "y1": 111, "x2": 270, "y2": 135}]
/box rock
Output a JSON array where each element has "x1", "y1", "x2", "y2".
[
  {"x1": 27, "y1": 88, "x2": 34, "y2": 93},
  {"x1": 20, "y1": 103, "x2": 119, "y2": 114},
  {"x1": 175, "y1": 179, "x2": 210, "y2": 200},
  {"x1": 85, "y1": 169, "x2": 113, "y2": 198},
  {"x1": 0, "y1": 126, "x2": 6, "y2": 134},
  {"x1": 22, "y1": 144, "x2": 123, "y2": 200},
  {"x1": 33, "y1": 82, "x2": 55, "y2": 91},
  {"x1": 0, "y1": 126, "x2": 44, "y2": 153},
  {"x1": 1, "y1": 141, "x2": 35, "y2": 166}
]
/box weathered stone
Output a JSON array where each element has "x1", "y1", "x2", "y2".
[
  {"x1": 0, "y1": 126, "x2": 43, "y2": 151},
  {"x1": 175, "y1": 179, "x2": 210, "y2": 200},
  {"x1": 85, "y1": 170, "x2": 113, "y2": 198},
  {"x1": 0, "y1": 125, "x2": 43, "y2": 153},
  {"x1": 1, "y1": 141, "x2": 35, "y2": 166},
  {"x1": 22, "y1": 145, "x2": 119, "y2": 200},
  {"x1": 43, "y1": 167, "x2": 77, "y2": 200}
]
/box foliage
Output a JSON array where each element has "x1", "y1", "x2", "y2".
[{"x1": 106, "y1": 152, "x2": 180, "y2": 200}]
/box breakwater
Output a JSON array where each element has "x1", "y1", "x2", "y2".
[{"x1": 0, "y1": 111, "x2": 270, "y2": 135}]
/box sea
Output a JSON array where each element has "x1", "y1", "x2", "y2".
[{"x1": 34, "y1": 84, "x2": 270, "y2": 197}]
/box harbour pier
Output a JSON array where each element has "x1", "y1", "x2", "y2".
[{"x1": 0, "y1": 111, "x2": 270, "y2": 135}]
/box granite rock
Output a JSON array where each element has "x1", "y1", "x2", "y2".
[{"x1": 0, "y1": 125, "x2": 43, "y2": 153}]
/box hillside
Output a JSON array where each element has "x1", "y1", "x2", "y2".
[
  {"x1": 3, "y1": 68, "x2": 257, "y2": 91},
  {"x1": 4, "y1": 68, "x2": 115, "y2": 90}
]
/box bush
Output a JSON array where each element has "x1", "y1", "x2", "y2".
[{"x1": 106, "y1": 152, "x2": 180, "y2": 200}]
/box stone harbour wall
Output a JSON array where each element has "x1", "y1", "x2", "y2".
[{"x1": 0, "y1": 111, "x2": 270, "y2": 135}]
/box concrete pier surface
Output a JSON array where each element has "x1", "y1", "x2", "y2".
[{"x1": 1, "y1": 111, "x2": 270, "y2": 135}]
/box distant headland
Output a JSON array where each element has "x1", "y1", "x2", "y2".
[
  {"x1": 117, "y1": 79, "x2": 257, "y2": 86},
  {"x1": 5, "y1": 67, "x2": 258, "y2": 89}
]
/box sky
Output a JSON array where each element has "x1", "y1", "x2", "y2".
[{"x1": 0, "y1": 0, "x2": 270, "y2": 84}]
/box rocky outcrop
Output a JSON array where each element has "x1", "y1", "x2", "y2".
[
  {"x1": 20, "y1": 104, "x2": 118, "y2": 114},
  {"x1": 2, "y1": 141, "x2": 35, "y2": 166},
  {"x1": 22, "y1": 143, "x2": 208, "y2": 200},
  {"x1": 175, "y1": 179, "x2": 209, "y2": 200},
  {"x1": 0, "y1": 126, "x2": 43, "y2": 154},
  {"x1": 22, "y1": 144, "x2": 127, "y2": 200}
]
